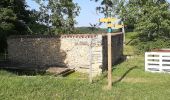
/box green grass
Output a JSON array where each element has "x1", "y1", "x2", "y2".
[
  {"x1": 124, "y1": 32, "x2": 139, "y2": 56},
  {"x1": 0, "y1": 57, "x2": 170, "y2": 100},
  {"x1": 1, "y1": 55, "x2": 170, "y2": 100},
  {"x1": 1, "y1": 33, "x2": 170, "y2": 100}
]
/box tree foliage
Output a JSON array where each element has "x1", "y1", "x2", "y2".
[
  {"x1": 0, "y1": 0, "x2": 33, "y2": 52},
  {"x1": 93, "y1": 0, "x2": 170, "y2": 39},
  {"x1": 34, "y1": 0, "x2": 80, "y2": 34},
  {"x1": 0, "y1": 0, "x2": 31, "y2": 35},
  {"x1": 134, "y1": 1, "x2": 170, "y2": 41},
  {"x1": 123, "y1": 0, "x2": 170, "y2": 52},
  {"x1": 92, "y1": 0, "x2": 125, "y2": 17},
  {"x1": 118, "y1": 0, "x2": 170, "y2": 39},
  {"x1": 93, "y1": 0, "x2": 170, "y2": 52}
]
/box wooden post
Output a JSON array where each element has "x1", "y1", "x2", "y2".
[
  {"x1": 107, "y1": 6, "x2": 112, "y2": 89},
  {"x1": 89, "y1": 38, "x2": 93, "y2": 83},
  {"x1": 121, "y1": 21, "x2": 125, "y2": 44},
  {"x1": 99, "y1": 6, "x2": 114, "y2": 89},
  {"x1": 107, "y1": 32, "x2": 112, "y2": 89}
]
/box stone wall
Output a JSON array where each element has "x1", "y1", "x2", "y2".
[
  {"x1": 102, "y1": 33, "x2": 123, "y2": 70},
  {"x1": 7, "y1": 33, "x2": 123, "y2": 76}
]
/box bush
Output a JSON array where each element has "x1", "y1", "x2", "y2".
[{"x1": 131, "y1": 38, "x2": 170, "y2": 54}]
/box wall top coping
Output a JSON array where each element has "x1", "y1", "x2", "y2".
[{"x1": 8, "y1": 32, "x2": 123, "y2": 39}]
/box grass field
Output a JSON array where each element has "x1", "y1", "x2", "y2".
[{"x1": 1, "y1": 33, "x2": 170, "y2": 100}]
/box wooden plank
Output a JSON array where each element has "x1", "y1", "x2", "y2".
[
  {"x1": 108, "y1": 32, "x2": 112, "y2": 89},
  {"x1": 145, "y1": 52, "x2": 162, "y2": 54},
  {"x1": 146, "y1": 57, "x2": 160, "y2": 59},
  {"x1": 162, "y1": 62, "x2": 170, "y2": 64},
  {"x1": 146, "y1": 61, "x2": 160, "y2": 64},
  {"x1": 162, "y1": 57, "x2": 170, "y2": 60}
]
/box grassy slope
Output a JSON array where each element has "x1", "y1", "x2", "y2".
[{"x1": 1, "y1": 32, "x2": 170, "y2": 100}]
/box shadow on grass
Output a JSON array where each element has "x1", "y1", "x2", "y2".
[
  {"x1": 0, "y1": 68, "x2": 46, "y2": 76},
  {"x1": 125, "y1": 38, "x2": 135, "y2": 45},
  {"x1": 112, "y1": 66, "x2": 138, "y2": 85},
  {"x1": 93, "y1": 66, "x2": 138, "y2": 85},
  {"x1": 92, "y1": 56, "x2": 127, "y2": 84},
  {"x1": 0, "y1": 60, "x2": 45, "y2": 76}
]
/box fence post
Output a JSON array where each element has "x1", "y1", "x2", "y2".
[
  {"x1": 145, "y1": 52, "x2": 148, "y2": 72},
  {"x1": 89, "y1": 38, "x2": 93, "y2": 83},
  {"x1": 159, "y1": 53, "x2": 162, "y2": 72}
]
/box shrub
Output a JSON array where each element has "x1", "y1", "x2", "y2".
[{"x1": 131, "y1": 38, "x2": 170, "y2": 54}]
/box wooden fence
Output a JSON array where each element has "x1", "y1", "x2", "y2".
[{"x1": 145, "y1": 52, "x2": 170, "y2": 73}]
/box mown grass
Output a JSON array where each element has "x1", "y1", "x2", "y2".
[
  {"x1": 1, "y1": 57, "x2": 170, "y2": 100},
  {"x1": 1, "y1": 32, "x2": 170, "y2": 100}
]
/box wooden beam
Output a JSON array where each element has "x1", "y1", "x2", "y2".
[
  {"x1": 107, "y1": 32, "x2": 112, "y2": 89},
  {"x1": 89, "y1": 39, "x2": 93, "y2": 83}
]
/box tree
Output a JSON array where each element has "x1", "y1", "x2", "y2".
[
  {"x1": 0, "y1": 0, "x2": 32, "y2": 52},
  {"x1": 122, "y1": 0, "x2": 170, "y2": 40},
  {"x1": 119, "y1": 0, "x2": 170, "y2": 52},
  {"x1": 93, "y1": 0, "x2": 170, "y2": 52},
  {"x1": 92, "y1": 0, "x2": 125, "y2": 17},
  {"x1": 27, "y1": 9, "x2": 49, "y2": 34},
  {"x1": 34, "y1": 0, "x2": 80, "y2": 34},
  {"x1": 0, "y1": 0, "x2": 32, "y2": 34}
]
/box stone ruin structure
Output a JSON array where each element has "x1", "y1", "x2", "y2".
[{"x1": 7, "y1": 33, "x2": 123, "y2": 76}]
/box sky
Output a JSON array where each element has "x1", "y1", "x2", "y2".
[{"x1": 26, "y1": 0, "x2": 104, "y2": 27}]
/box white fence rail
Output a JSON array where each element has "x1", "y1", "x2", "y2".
[{"x1": 145, "y1": 52, "x2": 170, "y2": 73}]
